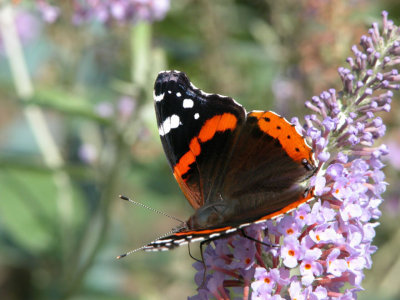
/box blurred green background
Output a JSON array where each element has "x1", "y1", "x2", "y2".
[{"x1": 0, "y1": 1, "x2": 399, "y2": 299}]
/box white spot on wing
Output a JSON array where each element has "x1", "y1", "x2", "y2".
[
  {"x1": 176, "y1": 92, "x2": 182, "y2": 97},
  {"x1": 154, "y1": 91, "x2": 164, "y2": 102},
  {"x1": 155, "y1": 239, "x2": 172, "y2": 244},
  {"x1": 239, "y1": 223, "x2": 250, "y2": 228},
  {"x1": 209, "y1": 233, "x2": 221, "y2": 239},
  {"x1": 190, "y1": 237, "x2": 205, "y2": 243},
  {"x1": 159, "y1": 114, "x2": 181, "y2": 136},
  {"x1": 170, "y1": 114, "x2": 180, "y2": 128},
  {"x1": 254, "y1": 220, "x2": 266, "y2": 224},
  {"x1": 173, "y1": 239, "x2": 186, "y2": 244},
  {"x1": 183, "y1": 99, "x2": 194, "y2": 108},
  {"x1": 194, "y1": 113, "x2": 200, "y2": 120}
]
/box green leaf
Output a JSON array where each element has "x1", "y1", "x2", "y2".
[{"x1": 0, "y1": 168, "x2": 86, "y2": 255}]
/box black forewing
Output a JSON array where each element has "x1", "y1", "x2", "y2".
[{"x1": 154, "y1": 71, "x2": 246, "y2": 209}]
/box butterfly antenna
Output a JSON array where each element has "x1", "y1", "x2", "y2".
[
  {"x1": 116, "y1": 228, "x2": 179, "y2": 259},
  {"x1": 119, "y1": 195, "x2": 184, "y2": 223}
]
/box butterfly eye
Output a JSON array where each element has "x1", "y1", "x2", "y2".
[{"x1": 302, "y1": 158, "x2": 316, "y2": 172}]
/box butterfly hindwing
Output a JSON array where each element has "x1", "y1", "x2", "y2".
[{"x1": 219, "y1": 111, "x2": 315, "y2": 224}]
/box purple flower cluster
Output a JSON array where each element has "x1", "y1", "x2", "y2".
[
  {"x1": 34, "y1": 0, "x2": 170, "y2": 24},
  {"x1": 190, "y1": 12, "x2": 399, "y2": 300},
  {"x1": 71, "y1": 0, "x2": 170, "y2": 25}
]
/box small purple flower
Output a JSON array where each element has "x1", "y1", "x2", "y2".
[
  {"x1": 293, "y1": 204, "x2": 311, "y2": 226},
  {"x1": 326, "y1": 248, "x2": 347, "y2": 277},
  {"x1": 322, "y1": 116, "x2": 337, "y2": 131},
  {"x1": 277, "y1": 215, "x2": 301, "y2": 238},
  {"x1": 299, "y1": 248, "x2": 323, "y2": 286},
  {"x1": 118, "y1": 96, "x2": 136, "y2": 119},
  {"x1": 346, "y1": 256, "x2": 366, "y2": 287},
  {"x1": 230, "y1": 237, "x2": 256, "y2": 270},
  {"x1": 37, "y1": 2, "x2": 60, "y2": 23},
  {"x1": 326, "y1": 163, "x2": 344, "y2": 179},
  {"x1": 281, "y1": 236, "x2": 302, "y2": 268},
  {"x1": 251, "y1": 268, "x2": 277, "y2": 296},
  {"x1": 78, "y1": 143, "x2": 98, "y2": 164},
  {"x1": 313, "y1": 175, "x2": 327, "y2": 196},
  {"x1": 309, "y1": 286, "x2": 328, "y2": 300},
  {"x1": 288, "y1": 281, "x2": 308, "y2": 300},
  {"x1": 206, "y1": 271, "x2": 226, "y2": 299},
  {"x1": 340, "y1": 203, "x2": 362, "y2": 221},
  {"x1": 95, "y1": 102, "x2": 114, "y2": 118},
  {"x1": 309, "y1": 225, "x2": 344, "y2": 245}
]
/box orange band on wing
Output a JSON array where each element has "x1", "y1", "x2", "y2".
[
  {"x1": 174, "y1": 226, "x2": 233, "y2": 236},
  {"x1": 173, "y1": 113, "x2": 238, "y2": 179},
  {"x1": 189, "y1": 137, "x2": 201, "y2": 156},
  {"x1": 198, "y1": 113, "x2": 238, "y2": 142},
  {"x1": 174, "y1": 151, "x2": 196, "y2": 176},
  {"x1": 249, "y1": 111, "x2": 312, "y2": 163}
]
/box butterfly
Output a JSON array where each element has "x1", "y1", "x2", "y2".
[{"x1": 134, "y1": 70, "x2": 315, "y2": 252}]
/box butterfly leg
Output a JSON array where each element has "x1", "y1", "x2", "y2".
[
  {"x1": 240, "y1": 228, "x2": 277, "y2": 248},
  {"x1": 187, "y1": 243, "x2": 202, "y2": 263},
  {"x1": 197, "y1": 240, "x2": 210, "y2": 290}
]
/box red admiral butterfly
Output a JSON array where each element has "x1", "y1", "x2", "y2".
[{"x1": 144, "y1": 71, "x2": 315, "y2": 251}]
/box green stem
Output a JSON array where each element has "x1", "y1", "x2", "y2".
[{"x1": 131, "y1": 22, "x2": 151, "y2": 88}]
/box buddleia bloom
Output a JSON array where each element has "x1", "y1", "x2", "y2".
[
  {"x1": 190, "y1": 11, "x2": 398, "y2": 300},
  {"x1": 35, "y1": 0, "x2": 170, "y2": 24}
]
